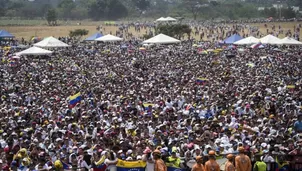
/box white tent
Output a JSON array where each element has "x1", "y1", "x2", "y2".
[
  {"x1": 234, "y1": 36, "x2": 260, "y2": 45},
  {"x1": 259, "y1": 35, "x2": 282, "y2": 45},
  {"x1": 34, "y1": 36, "x2": 70, "y2": 48},
  {"x1": 95, "y1": 34, "x2": 123, "y2": 42},
  {"x1": 156, "y1": 17, "x2": 166, "y2": 22},
  {"x1": 15, "y1": 47, "x2": 53, "y2": 56},
  {"x1": 277, "y1": 37, "x2": 302, "y2": 45},
  {"x1": 165, "y1": 17, "x2": 177, "y2": 21},
  {"x1": 143, "y1": 34, "x2": 180, "y2": 44},
  {"x1": 156, "y1": 17, "x2": 177, "y2": 22}
]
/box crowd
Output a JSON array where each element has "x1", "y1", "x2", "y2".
[{"x1": 0, "y1": 21, "x2": 302, "y2": 171}]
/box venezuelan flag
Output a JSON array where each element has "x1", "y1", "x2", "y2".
[
  {"x1": 167, "y1": 166, "x2": 186, "y2": 171},
  {"x1": 196, "y1": 78, "x2": 208, "y2": 84},
  {"x1": 275, "y1": 157, "x2": 289, "y2": 171},
  {"x1": 143, "y1": 103, "x2": 154, "y2": 111},
  {"x1": 61, "y1": 161, "x2": 71, "y2": 169},
  {"x1": 116, "y1": 159, "x2": 146, "y2": 171},
  {"x1": 286, "y1": 85, "x2": 295, "y2": 89},
  {"x1": 93, "y1": 156, "x2": 107, "y2": 171},
  {"x1": 69, "y1": 92, "x2": 82, "y2": 108}
]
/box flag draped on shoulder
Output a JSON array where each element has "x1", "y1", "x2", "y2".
[
  {"x1": 116, "y1": 159, "x2": 146, "y2": 171},
  {"x1": 93, "y1": 156, "x2": 107, "y2": 171}
]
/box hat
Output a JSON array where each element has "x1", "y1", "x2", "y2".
[{"x1": 227, "y1": 154, "x2": 234, "y2": 159}]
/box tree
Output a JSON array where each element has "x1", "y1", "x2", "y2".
[
  {"x1": 69, "y1": 29, "x2": 89, "y2": 37},
  {"x1": 156, "y1": 24, "x2": 192, "y2": 40},
  {"x1": 131, "y1": 0, "x2": 150, "y2": 15},
  {"x1": 281, "y1": 7, "x2": 296, "y2": 19},
  {"x1": 87, "y1": 0, "x2": 128, "y2": 20},
  {"x1": 182, "y1": 0, "x2": 207, "y2": 20},
  {"x1": 58, "y1": 0, "x2": 76, "y2": 19},
  {"x1": 46, "y1": 9, "x2": 57, "y2": 26}
]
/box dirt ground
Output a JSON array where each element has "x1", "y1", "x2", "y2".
[{"x1": 1, "y1": 22, "x2": 302, "y2": 41}]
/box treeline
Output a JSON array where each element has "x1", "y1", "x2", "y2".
[{"x1": 0, "y1": 0, "x2": 300, "y2": 21}]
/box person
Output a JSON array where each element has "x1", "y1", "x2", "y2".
[
  {"x1": 153, "y1": 150, "x2": 167, "y2": 171},
  {"x1": 104, "y1": 151, "x2": 118, "y2": 171},
  {"x1": 192, "y1": 156, "x2": 205, "y2": 171},
  {"x1": 294, "y1": 113, "x2": 302, "y2": 133},
  {"x1": 253, "y1": 154, "x2": 267, "y2": 171},
  {"x1": 204, "y1": 150, "x2": 220, "y2": 171},
  {"x1": 225, "y1": 154, "x2": 235, "y2": 171},
  {"x1": 167, "y1": 151, "x2": 181, "y2": 168},
  {"x1": 235, "y1": 147, "x2": 252, "y2": 171}
]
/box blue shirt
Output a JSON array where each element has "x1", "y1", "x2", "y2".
[{"x1": 294, "y1": 121, "x2": 302, "y2": 132}]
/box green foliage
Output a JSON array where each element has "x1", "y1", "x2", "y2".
[
  {"x1": 131, "y1": 0, "x2": 150, "y2": 14},
  {"x1": 87, "y1": 0, "x2": 128, "y2": 20},
  {"x1": 58, "y1": 0, "x2": 76, "y2": 19},
  {"x1": 156, "y1": 24, "x2": 192, "y2": 39},
  {"x1": 182, "y1": 0, "x2": 207, "y2": 20},
  {"x1": 46, "y1": 8, "x2": 57, "y2": 26},
  {"x1": 69, "y1": 29, "x2": 89, "y2": 37}
]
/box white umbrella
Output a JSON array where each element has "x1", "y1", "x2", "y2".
[{"x1": 95, "y1": 34, "x2": 123, "y2": 42}]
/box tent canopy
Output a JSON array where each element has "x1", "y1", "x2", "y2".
[
  {"x1": 156, "y1": 17, "x2": 177, "y2": 22},
  {"x1": 234, "y1": 36, "x2": 260, "y2": 45},
  {"x1": 223, "y1": 34, "x2": 243, "y2": 44},
  {"x1": 0, "y1": 30, "x2": 15, "y2": 38},
  {"x1": 143, "y1": 34, "x2": 180, "y2": 44},
  {"x1": 34, "y1": 37, "x2": 70, "y2": 48},
  {"x1": 259, "y1": 35, "x2": 282, "y2": 45},
  {"x1": 95, "y1": 34, "x2": 123, "y2": 42},
  {"x1": 15, "y1": 47, "x2": 53, "y2": 56},
  {"x1": 85, "y1": 33, "x2": 103, "y2": 41},
  {"x1": 277, "y1": 37, "x2": 302, "y2": 45}
]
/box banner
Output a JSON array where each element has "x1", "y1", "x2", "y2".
[
  {"x1": 116, "y1": 159, "x2": 146, "y2": 171},
  {"x1": 167, "y1": 166, "x2": 186, "y2": 171}
]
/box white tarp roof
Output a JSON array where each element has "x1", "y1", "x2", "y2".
[
  {"x1": 259, "y1": 35, "x2": 282, "y2": 45},
  {"x1": 143, "y1": 34, "x2": 181, "y2": 44},
  {"x1": 34, "y1": 36, "x2": 70, "y2": 48},
  {"x1": 277, "y1": 37, "x2": 302, "y2": 45},
  {"x1": 156, "y1": 17, "x2": 177, "y2": 22},
  {"x1": 234, "y1": 36, "x2": 260, "y2": 45},
  {"x1": 95, "y1": 34, "x2": 123, "y2": 42},
  {"x1": 15, "y1": 46, "x2": 53, "y2": 56},
  {"x1": 165, "y1": 17, "x2": 177, "y2": 21},
  {"x1": 156, "y1": 17, "x2": 166, "y2": 21}
]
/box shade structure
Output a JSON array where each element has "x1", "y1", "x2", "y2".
[
  {"x1": 85, "y1": 33, "x2": 103, "y2": 41},
  {"x1": 234, "y1": 36, "x2": 260, "y2": 45},
  {"x1": 34, "y1": 37, "x2": 70, "y2": 48},
  {"x1": 15, "y1": 47, "x2": 53, "y2": 56},
  {"x1": 143, "y1": 34, "x2": 180, "y2": 44},
  {"x1": 156, "y1": 17, "x2": 166, "y2": 22},
  {"x1": 277, "y1": 37, "x2": 302, "y2": 45},
  {"x1": 95, "y1": 34, "x2": 123, "y2": 42},
  {"x1": 223, "y1": 34, "x2": 243, "y2": 44},
  {"x1": 165, "y1": 17, "x2": 177, "y2": 21},
  {"x1": 259, "y1": 35, "x2": 282, "y2": 45},
  {"x1": 0, "y1": 30, "x2": 14, "y2": 38}
]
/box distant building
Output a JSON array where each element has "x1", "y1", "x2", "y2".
[
  {"x1": 292, "y1": 6, "x2": 300, "y2": 12},
  {"x1": 272, "y1": 4, "x2": 283, "y2": 8},
  {"x1": 258, "y1": 7, "x2": 265, "y2": 11}
]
